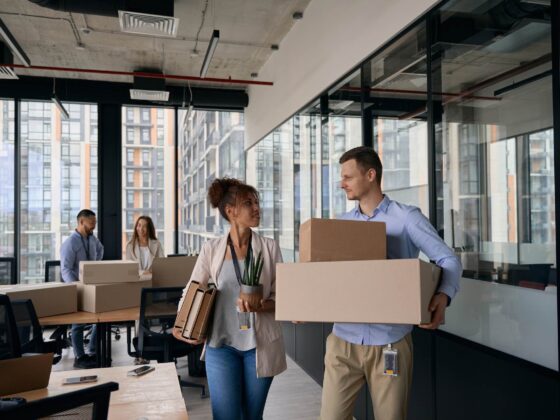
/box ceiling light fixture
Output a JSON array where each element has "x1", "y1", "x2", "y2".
[
  {"x1": 51, "y1": 79, "x2": 69, "y2": 120},
  {"x1": 200, "y1": 30, "x2": 220, "y2": 78},
  {"x1": 0, "y1": 18, "x2": 30, "y2": 67}
]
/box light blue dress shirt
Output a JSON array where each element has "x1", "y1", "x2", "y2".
[
  {"x1": 332, "y1": 195, "x2": 462, "y2": 346},
  {"x1": 60, "y1": 230, "x2": 104, "y2": 282}
]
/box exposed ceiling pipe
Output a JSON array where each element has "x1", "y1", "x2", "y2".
[
  {"x1": 341, "y1": 86, "x2": 500, "y2": 102},
  {"x1": 9, "y1": 63, "x2": 273, "y2": 87},
  {"x1": 28, "y1": 0, "x2": 173, "y2": 18}
]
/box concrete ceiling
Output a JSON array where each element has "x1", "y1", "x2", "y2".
[{"x1": 0, "y1": 0, "x2": 311, "y2": 88}]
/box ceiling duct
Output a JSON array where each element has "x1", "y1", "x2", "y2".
[
  {"x1": 0, "y1": 43, "x2": 18, "y2": 80},
  {"x1": 130, "y1": 72, "x2": 169, "y2": 102},
  {"x1": 29, "y1": 0, "x2": 177, "y2": 37}
]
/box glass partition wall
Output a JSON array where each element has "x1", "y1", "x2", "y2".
[{"x1": 246, "y1": 0, "x2": 557, "y2": 371}]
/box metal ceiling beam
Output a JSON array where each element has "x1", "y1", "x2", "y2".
[{"x1": 0, "y1": 76, "x2": 248, "y2": 109}]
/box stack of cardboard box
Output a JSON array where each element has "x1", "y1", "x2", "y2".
[
  {"x1": 276, "y1": 218, "x2": 441, "y2": 324},
  {"x1": 78, "y1": 261, "x2": 151, "y2": 313}
]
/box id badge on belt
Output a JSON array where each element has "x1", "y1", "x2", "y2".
[{"x1": 383, "y1": 343, "x2": 399, "y2": 377}]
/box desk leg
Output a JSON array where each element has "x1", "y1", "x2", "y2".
[
  {"x1": 96, "y1": 322, "x2": 104, "y2": 368},
  {"x1": 106, "y1": 322, "x2": 112, "y2": 367}
]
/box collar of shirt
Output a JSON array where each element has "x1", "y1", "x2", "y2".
[{"x1": 352, "y1": 194, "x2": 391, "y2": 220}]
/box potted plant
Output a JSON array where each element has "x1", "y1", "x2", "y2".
[{"x1": 239, "y1": 251, "x2": 264, "y2": 311}]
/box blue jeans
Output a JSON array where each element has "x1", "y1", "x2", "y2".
[
  {"x1": 205, "y1": 346, "x2": 273, "y2": 420},
  {"x1": 71, "y1": 324, "x2": 97, "y2": 358}
]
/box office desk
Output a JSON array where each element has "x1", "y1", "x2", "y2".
[
  {"x1": 39, "y1": 307, "x2": 140, "y2": 368},
  {"x1": 8, "y1": 362, "x2": 188, "y2": 420}
]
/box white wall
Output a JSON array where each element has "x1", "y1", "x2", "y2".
[{"x1": 245, "y1": 0, "x2": 440, "y2": 149}]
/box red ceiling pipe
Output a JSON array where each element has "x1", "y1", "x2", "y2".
[{"x1": 9, "y1": 64, "x2": 274, "y2": 87}]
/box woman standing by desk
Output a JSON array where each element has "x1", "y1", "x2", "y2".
[
  {"x1": 126, "y1": 215, "x2": 165, "y2": 275},
  {"x1": 174, "y1": 178, "x2": 287, "y2": 420}
]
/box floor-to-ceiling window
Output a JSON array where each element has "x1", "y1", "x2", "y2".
[
  {"x1": 19, "y1": 101, "x2": 98, "y2": 283},
  {"x1": 177, "y1": 110, "x2": 245, "y2": 254},
  {"x1": 247, "y1": 119, "x2": 295, "y2": 261},
  {"x1": 0, "y1": 99, "x2": 15, "y2": 284},
  {"x1": 121, "y1": 106, "x2": 175, "y2": 258},
  {"x1": 325, "y1": 71, "x2": 363, "y2": 218}
]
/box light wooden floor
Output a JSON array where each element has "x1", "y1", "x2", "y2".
[{"x1": 51, "y1": 328, "x2": 323, "y2": 420}]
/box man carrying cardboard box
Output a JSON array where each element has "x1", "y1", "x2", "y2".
[
  {"x1": 60, "y1": 209, "x2": 104, "y2": 369},
  {"x1": 320, "y1": 147, "x2": 462, "y2": 420}
]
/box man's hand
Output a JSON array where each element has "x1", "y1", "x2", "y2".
[
  {"x1": 172, "y1": 327, "x2": 205, "y2": 345},
  {"x1": 419, "y1": 292, "x2": 448, "y2": 329}
]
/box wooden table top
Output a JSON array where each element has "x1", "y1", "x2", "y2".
[
  {"x1": 7, "y1": 363, "x2": 188, "y2": 420},
  {"x1": 39, "y1": 307, "x2": 140, "y2": 326}
]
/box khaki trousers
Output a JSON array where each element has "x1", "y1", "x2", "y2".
[{"x1": 320, "y1": 333, "x2": 413, "y2": 420}]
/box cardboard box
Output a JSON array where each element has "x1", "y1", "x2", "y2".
[
  {"x1": 78, "y1": 280, "x2": 152, "y2": 313},
  {"x1": 0, "y1": 282, "x2": 77, "y2": 317},
  {"x1": 152, "y1": 256, "x2": 197, "y2": 288},
  {"x1": 79, "y1": 260, "x2": 140, "y2": 284},
  {"x1": 276, "y1": 259, "x2": 441, "y2": 324},
  {"x1": 0, "y1": 353, "x2": 53, "y2": 396},
  {"x1": 299, "y1": 218, "x2": 386, "y2": 262}
]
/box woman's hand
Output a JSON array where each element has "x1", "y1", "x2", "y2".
[
  {"x1": 237, "y1": 297, "x2": 260, "y2": 312},
  {"x1": 237, "y1": 298, "x2": 274, "y2": 313},
  {"x1": 172, "y1": 327, "x2": 205, "y2": 345}
]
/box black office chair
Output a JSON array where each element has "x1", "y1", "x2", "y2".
[
  {"x1": 0, "y1": 257, "x2": 16, "y2": 285},
  {"x1": 0, "y1": 381, "x2": 119, "y2": 420},
  {"x1": 129, "y1": 287, "x2": 206, "y2": 397},
  {"x1": 0, "y1": 295, "x2": 21, "y2": 360},
  {"x1": 11, "y1": 299, "x2": 64, "y2": 364},
  {"x1": 44, "y1": 260, "x2": 61, "y2": 283}
]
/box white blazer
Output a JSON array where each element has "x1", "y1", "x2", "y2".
[
  {"x1": 179, "y1": 230, "x2": 287, "y2": 378},
  {"x1": 125, "y1": 238, "x2": 165, "y2": 272}
]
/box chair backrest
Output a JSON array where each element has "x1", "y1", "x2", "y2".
[
  {"x1": 0, "y1": 257, "x2": 16, "y2": 285},
  {"x1": 0, "y1": 295, "x2": 22, "y2": 360},
  {"x1": 10, "y1": 299, "x2": 44, "y2": 354},
  {"x1": 44, "y1": 260, "x2": 61, "y2": 283},
  {"x1": 137, "y1": 287, "x2": 184, "y2": 359},
  {"x1": 0, "y1": 381, "x2": 119, "y2": 420}
]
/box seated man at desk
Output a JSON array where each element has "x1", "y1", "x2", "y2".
[{"x1": 61, "y1": 209, "x2": 104, "y2": 369}]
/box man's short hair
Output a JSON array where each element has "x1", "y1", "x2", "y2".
[
  {"x1": 339, "y1": 146, "x2": 383, "y2": 186},
  {"x1": 77, "y1": 209, "x2": 96, "y2": 221}
]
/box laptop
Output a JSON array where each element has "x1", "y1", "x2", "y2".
[
  {"x1": 151, "y1": 256, "x2": 197, "y2": 288},
  {"x1": 0, "y1": 352, "x2": 53, "y2": 396}
]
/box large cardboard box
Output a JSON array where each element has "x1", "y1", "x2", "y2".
[
  {"x1": 152, "y1": 256, "x2": 197, "y2": 288},
  {"x1": 276, "y1": 259, "x2": 441, "y2": 324},
  {"x1": 79, "y1": 260, "x2": 140, "y2": 284},
  {"x1": 299, "y1": 218, "x2": 386, "y2": 262},
  {"x1": 0, "y1": 353, "x2": 53, "y2": 396},
  {"x1": 0, "y1": 282, "x2": 77, "y2": 317},
  {"x1": 78, "y1": 279, "x2": 152, "y2": 313}
]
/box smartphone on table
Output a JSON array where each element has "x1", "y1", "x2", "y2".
[
  {"x1": 63, "y1": 375, "x2": 98, "y2": 385},
  {"x1": 127, "y1": 365, "x2": 155, "y2": 377}
]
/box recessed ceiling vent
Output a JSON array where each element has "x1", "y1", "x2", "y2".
[{"x1": 119, "y1": 11, "x2": 179, "y2": 38}]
